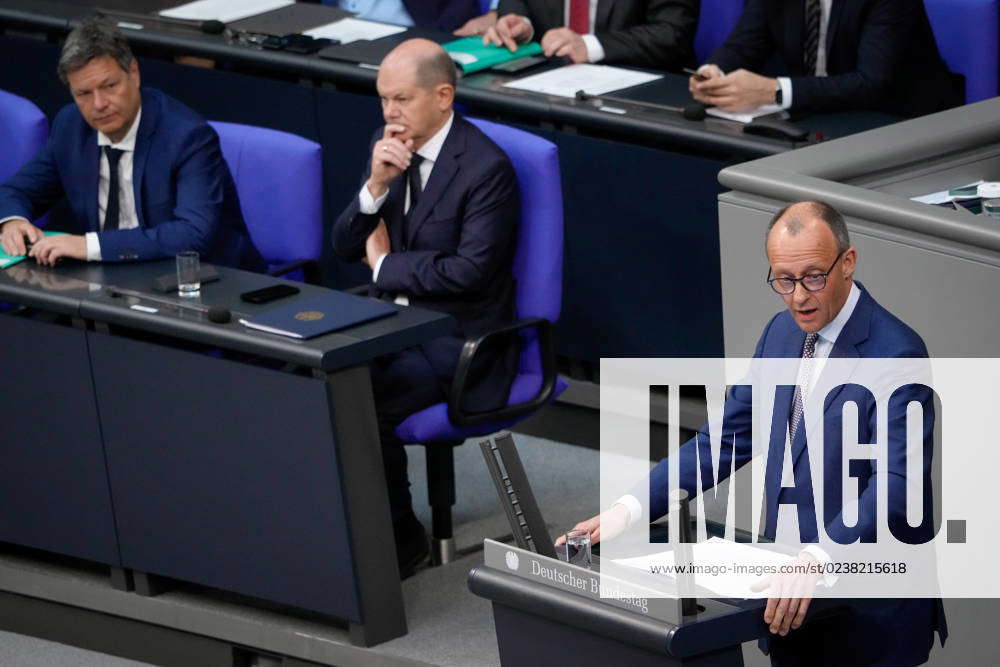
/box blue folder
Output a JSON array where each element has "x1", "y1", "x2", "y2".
[{"x1": 239, "y1": 292, "x2": 397, "y2": 339}]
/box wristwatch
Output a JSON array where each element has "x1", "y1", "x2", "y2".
[{"x1": 774, "y1": 81, "x2": 783, "y2": 106}]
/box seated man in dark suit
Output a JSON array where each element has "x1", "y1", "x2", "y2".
[
  {"x1": 0, "y1": 19, "x2": 263, "y2": 270},
  {"x1": 482, "y1": 0, "x2": 697, "y2": 70},
  {"x1": 689, "y1": 0, "x2": 960, "y2": 117},
  {"x1": 333, "y1": 39, "x2": 520, "y2": 574}
]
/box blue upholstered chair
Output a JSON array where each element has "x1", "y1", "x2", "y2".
[
  {"x1": 0, "y1": 88, "x2": 48, "y2": 189},
  {"x1": 925, "y1": 0, "x2": 999, "y2": 103},
  {"x1": 694, "y1": 0, "x2": 744, "y2": 64},
  {"x1": 208, "y1": 121, "x2": 323, "y2": 282},
  {"x1": 395, "y1": 118, "x2": 568, "y2": 564}
]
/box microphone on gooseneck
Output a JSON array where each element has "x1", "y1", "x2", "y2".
[{"x1": 574, "y1": 90, "x2": 707, "y2": 121}]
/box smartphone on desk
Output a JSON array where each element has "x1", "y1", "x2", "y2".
[{"x1": 240, "y1": 284, "x2": 300, "y2": 304}]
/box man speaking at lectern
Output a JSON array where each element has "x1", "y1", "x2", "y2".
[
  {"x1": 333, "y1": 39, "x2": 520, "y2": 575},
  {"x1": 563, "y1": 201, "x2": 947, "y2": 665}
]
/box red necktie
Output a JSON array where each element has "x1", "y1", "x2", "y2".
[{"x1": 569, "y1": 0, "x2": 589, "y2": 34}]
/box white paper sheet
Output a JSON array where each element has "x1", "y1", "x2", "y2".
[
  {"x1": 304, "y1": 18, "x2": 407, "y2": 44},
  {"x1": 502, "y1": 64, "x2": 662, "y2": 98},
  {"x1": 160, "y1": 0, "x2": 294, "y2": 23},
  {"x1": 612, "y1": 537, "x2": 799, "y2": 599},
  {"x1": 706, "y1": 104, "x2": 783, "y2": 124}
]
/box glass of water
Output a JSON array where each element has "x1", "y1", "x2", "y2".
[
  {"x1": 563, "y1": 529, "x2": 592, "y2": 569},
  {"x1": 176, "y1": 251, "x2": 200, "y2": 296}
]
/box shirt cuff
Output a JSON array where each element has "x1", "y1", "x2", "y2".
[
  {"x1": 616, "y1": 494, "x2": 643, "y2": 527},
  {"x1": 801, "y1": 544, "x2": 838, "y2": 587},
  {"x1": 359, "y1": 182, "x2": 389, "y2": 215},
  {"x1": 85, "y1": 232, "x2": 101, "y2": 261},
  {"x1": 0, "y1": 215, "x2": 27, "y2": 226},
  {"x1": 372, "y1": 252, "x2": 388, "y2": 282},
  {"x1": 489, "y1": 0, "x2": 499, "y2": 8},
  {"x1": 581, "y1": 34, "x2": 605, "y2": 63},
  {"x1": 777, "y1": 76, "x2": 793, "y2": 110}
]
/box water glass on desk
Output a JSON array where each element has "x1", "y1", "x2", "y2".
[
  {"x1": 176, "y1": 251, "x2": 200, "y2": 296},
  {"x1": 563, "y1": 529, "x2": 592, "y2": 569}
]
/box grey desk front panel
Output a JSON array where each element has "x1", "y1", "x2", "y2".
[
  {"x1": 88, "y1": 330, "x2": 362, "y2": 620},
  {"x1": 0, "y1": 314, "x2": 120, "y2": 565}
]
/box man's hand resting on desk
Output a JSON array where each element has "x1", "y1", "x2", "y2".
[
  {"x1": 691, "y1": 68, "x2": 779, "y2": 112},
  {"x1": 29, "y1": 234, "x2": 86, "y2": 266},
  {"x1": 483, "y1": 14, "x2": 532, "y2": 52},
  {"x1": 540, "y1": 28, "x2": 587, "y2": 63},
  {"x1": 0, "y1": 218, "x2": 43, "y2": 256},
  {"x1": 554, "y1": 503, "x2": 629, "y2": 546},
  {"x1": 750, "y1": 551, "x2": 822, "y2": 636},
  {"x1": 454, "y1": 10, "x2": 497, "y2": 36}
]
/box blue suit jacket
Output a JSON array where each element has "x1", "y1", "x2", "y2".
[
  {"x1": 647, "y1": 284, "x2": 946, "y2": 663},
  {"x1": 332, "y1": 115, "x2": 520, "y2": 412},
  {"x1": 0, "y1": 88, "x2": 263, "y2": 269}
]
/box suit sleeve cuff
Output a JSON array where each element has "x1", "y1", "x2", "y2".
[
  {"x1": 777, "y1": 77, "x2": 793, "y2": 110},
  {"x1": 801, "y1": 545, "x2": 838, "y2": 587},
  {"x1": 85, "y1": 232, "x2": 101, "y2": 262},
  {"x1": 616, "y1": 494, "x2": 643, "y2": 527},
  {"x1": 372, "y1": 252, "x2": 388, "y2": 282},
  {"x1": 582, "y1": 34, "x2": 605, "y2": 63},
  {"x1": 359, "y1": 183, "x2": 389, "y2": 215}
]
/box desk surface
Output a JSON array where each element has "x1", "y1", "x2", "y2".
[
  {"x1": 0, "y1": 0, "x2": 899, "y2": 159},
  {"x1": 0, "y1": 260, "x2": 453, "y2": 371}
]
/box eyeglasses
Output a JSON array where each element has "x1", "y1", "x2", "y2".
[{"x1": 766, "y1": 251, "x2": 844, "y2": 295}]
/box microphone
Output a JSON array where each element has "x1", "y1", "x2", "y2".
[
  {"x1": 574, "y1": 90, "x2": 707, "y2": 121},
  {"x1": 97, "y1": 9, "x2": 226, "y2": 35},
  {"x1": 108, "y1": 287, "x2": 233, "y2": 324}
]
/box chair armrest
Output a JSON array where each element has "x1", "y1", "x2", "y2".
[
  {"x1": 268, "y1": 259, "x2": 322, "y2": 284},
  {"x1": 448, "y1": 317, "x2": 556, "y2": 428}
]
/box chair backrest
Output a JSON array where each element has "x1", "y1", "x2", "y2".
[
  {"x1": 467, "y1": 117, "x2": 563, "y2": 375},
  {"x1": 694, "y1": 0, "x2": 744, "y2": 64},
  {"x1": 0, "y1": 88, "x2": 48, "y2": 184},
  {"x1": 924, "y1": 0, "x2": 999, "y2": 103},
  {"x1": 208, "y1": 121, "x2": 323, "y2": 269}
]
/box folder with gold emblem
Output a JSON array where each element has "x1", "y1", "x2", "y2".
[{"x1": 238, "y1": 291, "x2": 397, "y2": 339}]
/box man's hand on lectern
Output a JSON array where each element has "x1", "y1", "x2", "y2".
[
  {"x1": 554, "y1": 503, "x2": 629, "y2": 546},
  {"x1": 750, "y1": 552, "x2": 822, "y2": 636}
]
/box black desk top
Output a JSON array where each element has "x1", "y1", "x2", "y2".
[
  {"x1": 0, "y1": 260, "x2": 453, "y2": 371},
  {"x1": 0, "y1": 0, "x2": 899, "y2": 159}
]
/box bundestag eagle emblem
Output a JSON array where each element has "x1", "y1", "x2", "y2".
[
  {"x1": 505, "y1": 551, "x2": 519, "y2": 571},
  {"x1": 295, "y1": 311, "x2": 324, "y2": 321}
]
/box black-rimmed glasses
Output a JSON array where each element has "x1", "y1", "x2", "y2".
[{"x1": 766, "y1": 251, "x2": 844, "y2": 295}]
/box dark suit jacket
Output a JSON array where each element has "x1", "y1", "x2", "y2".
[
  {"x1": 499, "y1": 0, "x2": 698, "y2": 70},
  {"x1": 707, "y1": 0, "x2": 961, "y2": 116},
  {"x1": 403, "y1": 0, "x2": 482, "y2": 32},
  {"x1": 646, "y1": 284, "x2": 946, "y2": 663},
  {"x1": 0, "y1": 88, "x2": 263, "y2": 269},
  {"x1": 332, "y1": 114, "x2": 520, "y2": 412}
]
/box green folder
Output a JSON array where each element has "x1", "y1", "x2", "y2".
[
  {"x1": 0, "y1": 231, "x2": 66, "y2": 269},
  {"x1": 443, "y1": 36, "x2": 543, "y2": 74}
]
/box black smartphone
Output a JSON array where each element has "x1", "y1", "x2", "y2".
[{"x1": 240, "y1": 284, "x2": 300, "y2": 304}]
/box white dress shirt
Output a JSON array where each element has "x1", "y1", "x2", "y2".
[
  {"x1": 358, "y1": 112, "x2": 455, "y2": 305},
  {"x1": 518, "y1": 0, "x2": 607, "y2": 63},
  {"x1": 616, "y1": 282, "x2": 861, "y2": 582},
  {"x1": 85, "y1": 107, "x2": 143, "y2": 261}
]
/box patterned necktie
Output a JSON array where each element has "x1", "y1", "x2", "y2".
[
  {"x1": 803, "y1": 0, "x2": 821, "y2": 75},
  {"x1": 103, "y1": 146, "x2": 124, "y2": 231},
  {"x1": 789, "y1": 332, "x2": 819, "y2": 442},
  {"x1": 569, "y1": 0, "x2": 590, "y2": 34}
]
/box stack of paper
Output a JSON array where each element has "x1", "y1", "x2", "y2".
[
  {"x1": 502, "y1": 64, "x2": 661, "y2": 98},
  {"x1": 304, "y1": 18, "x2": 407, "y2": 44},
  {"x1": 159, "y1": 0, "x2": 295, "y2": 24},
  {"x1": 706, "y1": 104, "x2": 784, "y2": 124}
]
